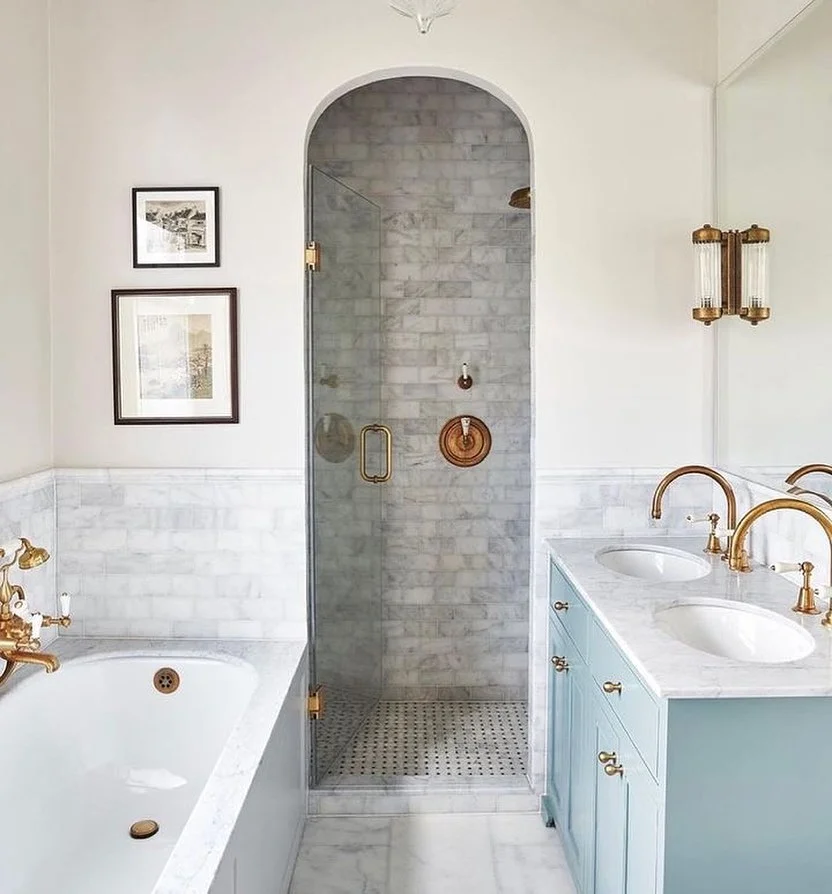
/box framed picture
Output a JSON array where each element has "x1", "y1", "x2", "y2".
[
  {"x1": 111, "y1": 288, "x2": 238, "y2": 424},
  {"x1": 132, "y1": 187, "x2": 220, "y2": 267}
]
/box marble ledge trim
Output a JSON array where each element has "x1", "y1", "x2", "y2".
[
  {"x1": 56, "y1": 468, "x2": 304, "y2": 483},
  {"x1": 0, "y1": 468, "x2": 55, "y2": 501}
]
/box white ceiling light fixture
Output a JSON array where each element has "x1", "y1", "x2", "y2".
[{"x1": 389, "y1": 0, "x2": 459, "y2": 34}]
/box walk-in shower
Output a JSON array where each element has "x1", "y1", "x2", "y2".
[{"x1": 306, "y1": 76, "x2": 532, "y2": 794}]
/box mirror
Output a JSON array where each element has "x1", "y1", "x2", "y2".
[{"x1": 715, "y1": 0, "x2": 832, "y2": 499}]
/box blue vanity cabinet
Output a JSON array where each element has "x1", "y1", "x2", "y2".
[{"x1": 547, "y1": 561, "x2": 659, "y2": 894}]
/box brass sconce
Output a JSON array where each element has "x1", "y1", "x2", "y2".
[{"x1": 691, "y1": 224, "x2": 771, "y2": 325}]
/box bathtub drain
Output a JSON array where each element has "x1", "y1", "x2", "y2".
[
  {"x1": 153, "y1": 667, "x2": 180, "y2": 694},
  {"x1": 129, "y1": 820, "x2": 159, "y2": 840}
]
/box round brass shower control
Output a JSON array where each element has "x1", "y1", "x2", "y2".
[
  {"x1": 438, "y1": 415, "x2": 492, "y2": 468},
  {"x1": 129, "y1": 820, "x2": 159, "y2": 840}
]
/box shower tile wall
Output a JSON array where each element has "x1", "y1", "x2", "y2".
[{"x1": 309, "y1": 78, "x2": 531, "y2": 701}]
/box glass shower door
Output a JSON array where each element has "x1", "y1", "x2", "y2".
[{"x1": 307, "y1": 167, "x2": 385, "y2": 785}]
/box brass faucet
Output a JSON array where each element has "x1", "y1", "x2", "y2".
[
  {"x1": 651, "y1": 465, "x2": 740, "y2": 561},
  {"x1": 728, "y1": 498, "x2": 832, "y2": 616},
  {"x1": 785, "y1": 464, "x2": 832, "y2": 487},
  {"x1": 0, "y1": 538, "x2": 71, "y2": 688}
]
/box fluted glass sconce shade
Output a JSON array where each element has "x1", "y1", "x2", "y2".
[
  {"x1": 692, "y1": 225, "x2": 724, "y2": 325},
  {"x1": 389, "y1": 0, "x2": 459, "y2": 33},
  {"x1": 691, "y1": 222, "x2": 771, "y2": 326},
  {"x1": 741, "y1": 224, "x2": 771, "y2": 323}
]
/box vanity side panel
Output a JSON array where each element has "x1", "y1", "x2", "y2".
[{"x1": 664, "y1": 697, "x2": 832, "y2": 894}]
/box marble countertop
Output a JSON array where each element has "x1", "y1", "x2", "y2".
[
  {"x1": 6, "y1": 636, "x2": 307, "y2": 894},
  {"x1": 548, "y1": 536, "x2": 832, "y2": 699}
]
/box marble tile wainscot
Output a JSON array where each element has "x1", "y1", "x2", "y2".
[{"x1": 55, "y1": 469, "x2": 306, "y2": 639}]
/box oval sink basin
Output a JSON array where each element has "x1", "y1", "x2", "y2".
[
  {"x1": 595, "y1": 545, "x2": 711, "y2": 582},
  {"x1": 654, "y1": 599, "x2": 816, "y2": 664}
]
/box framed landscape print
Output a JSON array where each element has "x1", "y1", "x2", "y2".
[
  {"x1": 132, "y1": 187, "x2": 220, "y2": 267},
  {"x1": 111, "y1": 288, "x2": 238, "y2": 424}
]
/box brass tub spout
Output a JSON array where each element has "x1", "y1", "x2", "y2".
[
  {"x1": 2, "y1": 651, "x2": 60, "y2": 673},
  {"x1": 785, "y1": 464, "x2": 832, "y2": 488}
]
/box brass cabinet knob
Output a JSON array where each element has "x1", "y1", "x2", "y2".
[
  {"x1": 552, "y1": 601, "x2": 569, "y2": 612},
  {"x1": 598, "y1": 751, "x2": 617, "y2": 765},
  {"x1": 602, "y1": 680, "x2": 623, "y2": 695},
  {"x1": 604, "y1": 762, "x2": 624, "y2": 778},
  {"x1": 551, "y1": 656, "x2": 569, "y2": 672}
]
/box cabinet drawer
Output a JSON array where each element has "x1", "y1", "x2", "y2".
[
  {"x1": 549, "y1": 561, "x2": 590, "y2": 659},
  {"x1": 589, "y1": 621, "x2": 659, "y2": 777}
]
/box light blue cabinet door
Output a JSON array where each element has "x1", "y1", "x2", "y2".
[
  {"x1": 593, "y1": 706, "x2": 627, "y2": 894},
  {"x1": 547, "y1": 618, "x2": 571, "y2": 824},
  {"x1": 622, "y1": 749, "x2": 659, "y2": 894},
  {"x1": 565, "y1": 658, "x2": 596, "y2": 893}
]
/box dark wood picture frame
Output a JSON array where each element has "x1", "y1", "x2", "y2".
[
  {"x1": 111, "y1": 287, "x2": 239, "y2": 425},
  {"x1": 132, "y1": 186, "x2": 220, "y2": 268}
]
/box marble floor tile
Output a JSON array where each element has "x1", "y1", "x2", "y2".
[
  {"x1": 289, "y1": 813, "x2": 577, "y2": 894},
  {"x1": 289, "y1": 843, "x2": 390, "y2": 894},
  {"x1": 388, "y1": 814, "x2": 500, "y2": 894}
]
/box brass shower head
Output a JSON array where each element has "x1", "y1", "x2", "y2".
[
  {"x1": 509, "y1": 187, "x2": 531, "y2": 210},
  {"x1": 18, "y1": 538, "x2": 50, "y2": 570}
]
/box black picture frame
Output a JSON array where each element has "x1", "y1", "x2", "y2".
[
  {"x1": 111, "y1": 287, "x2": 239, "y2": 425},
  {"x1": 132, "y1": 186, "x2": 220, "y2": 268}
]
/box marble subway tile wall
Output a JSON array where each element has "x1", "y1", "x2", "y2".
[
  {"x1": 56, "y1": 470, "x2": 305, "y2": 639},
  {"x1": 309, "y1": 77, "x2": 531, "y2": 701},
  {"x1": 0, "y1": 471, "x2": 57, "y2": 645}
]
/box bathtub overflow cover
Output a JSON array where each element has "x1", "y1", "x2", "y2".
[
  {"x1": 130, "y1": 820, "x2": 160, "y2": 840},
  {"x1": 153, "y1": 667, "x2": 180, "y2": 694}
]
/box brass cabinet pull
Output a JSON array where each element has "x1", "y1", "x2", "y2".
[
  {"x1": 602, "y1": 681, "x2": 623, "y2": 695},
  {"x1": 551, "y1": 656, "x2": 569, "y2": 673},
  {"x1": 598, "y1": 751, "x2": 617, "y2": 765},
  {"x1": 359, "y1": 424, "x2": 393, "y2": 484},
  {"x1": 604, "y1": 762, "x2": 624, "y2": 778},
  {"x1": 552, "y1": 601, "x2": 569, "y2": 612}
]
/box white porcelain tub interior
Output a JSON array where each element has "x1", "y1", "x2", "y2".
[
  {"x1": 595, "y1": 544, "x2": 711, "y2": 582},
  {"x1": 654, "y1": 598, "x2": 816, "y2": 664},
  {"x1": 0, "y1": 654, "x2": 257, "y2": 894}
]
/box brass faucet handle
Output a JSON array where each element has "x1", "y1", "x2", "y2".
[
  {"x1": 789, "y1": 561, "x2": 821, "y2": 615},
  {"x1": 686, "y1": 512, "x2": 723, "y2": 555}
]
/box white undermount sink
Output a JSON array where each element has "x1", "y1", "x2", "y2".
[
  {"x1": 654, "y1": 598, "x2": 816, "y2": 664},
  {"x1": 595, "y1": 545, "x2": 711, "y2": 582}
]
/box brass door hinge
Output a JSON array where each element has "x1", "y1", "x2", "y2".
[
  {"x1": 307, "y1": 685, "x2": 324, "y2": 719},
  {"x1": 305, "y1": 241, "x2": 321, "y2": 272}
]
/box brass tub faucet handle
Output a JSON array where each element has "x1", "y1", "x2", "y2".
[
  {"x1": 817, "y1": 586, "x2": 832, "y2": 629},
  {"x1": 770, "y1": 561, "x2": 820, "y2": 615}
]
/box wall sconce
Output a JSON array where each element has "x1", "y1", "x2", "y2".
[{"x1": 691, "y1": 224, "x2": 771, "y2": 326}]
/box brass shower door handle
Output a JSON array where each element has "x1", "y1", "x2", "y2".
[{"x1": 359, "y1": 424, "x2": 392, "y2": 484}]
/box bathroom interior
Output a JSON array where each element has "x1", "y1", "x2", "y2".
[{"x1": 2, "y1": 0, "x2": 832, "y2": 893}]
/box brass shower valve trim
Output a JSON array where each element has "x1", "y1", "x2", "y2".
[{"x1": 439, "y1": 415, "x2": 492, "y2": 468}]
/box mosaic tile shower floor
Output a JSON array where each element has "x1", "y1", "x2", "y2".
[{"x1": 320, "y1": 701, "x2": 528, "y2": 779}]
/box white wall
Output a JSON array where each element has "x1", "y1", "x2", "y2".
[
  {"x1": 49, "y1": 0, "x2": 717, "y2": 472},
  {"x1": 717, "y1": 0, "x2": 818, "y2": 81},
  {"x1": 0, "y1": 0, "x2": 52, "y2": 479}
]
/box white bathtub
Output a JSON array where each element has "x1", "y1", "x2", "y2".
[{"x1": 0, "y1": 641, "x2": 307, "y2": 894}]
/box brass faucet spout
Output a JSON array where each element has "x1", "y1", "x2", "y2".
[
  {"x1": 651, "y1": 465, "x2": 737, "y2": 530},
  {"x1": 1, "y1": 650, "x2": 60, "y2": 673},
  {"x1": 729, "y1": 498, "x2": 832, "y2": 588},
  {"x1": 785, "y1": 464, "x2": 832, "y2": 487}
]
